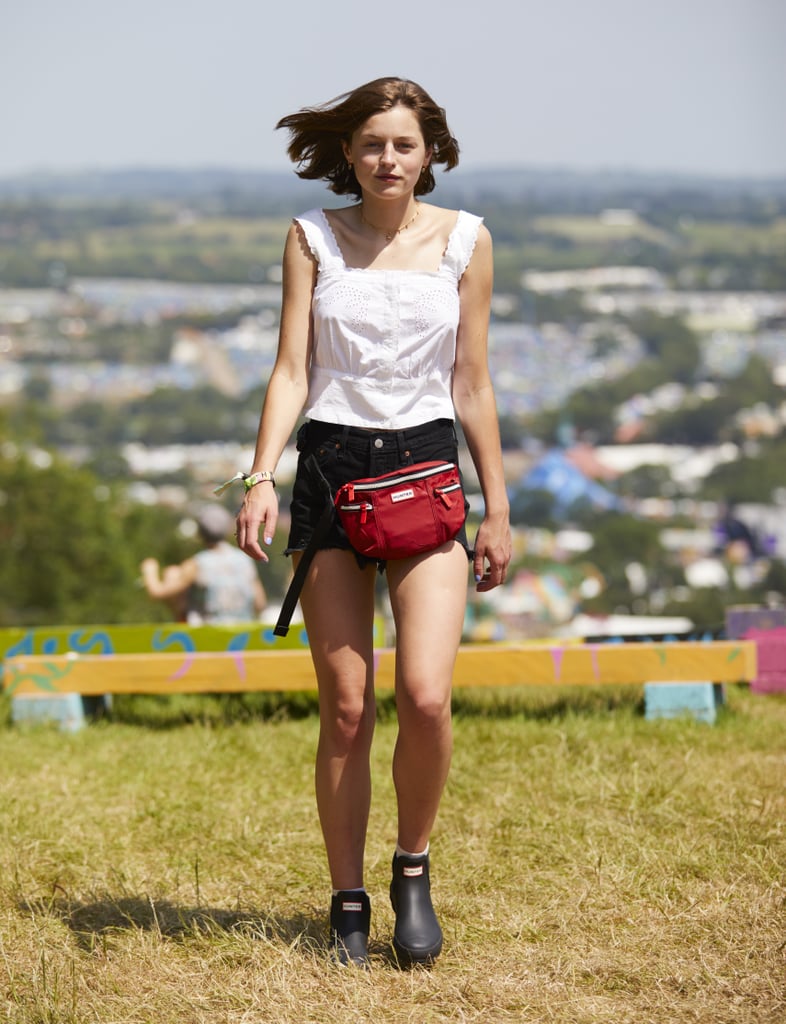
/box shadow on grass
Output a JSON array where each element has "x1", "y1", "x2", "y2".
[
  {"x1": 20, "y1": 893, "x2": 324, "y2": 952},
  {"x1": 19, "y1": 893, "x2": 403, "y2": 966},
  {"x1": 108, "y1": 692, "x2": 323, "y2": 729},
  {"x1": 451, "y1": 685, "x2": 645, "y2": 721},
  {"x1": 107, "y1": 687, "x2": 645, "y2": 729}
]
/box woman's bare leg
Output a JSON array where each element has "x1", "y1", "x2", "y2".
[
  {"x1": 386, "y1": 542, "x2": 468, "y2": 852},
  {"x1": 296, "y1": 548, "x2": 378, "y2": 891}
]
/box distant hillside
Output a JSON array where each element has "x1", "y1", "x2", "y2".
[{"x1": 1, "y1": 166, "x2": 785, "y2": 204}]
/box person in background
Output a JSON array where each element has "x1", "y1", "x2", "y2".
[
  {"x1": 141, "y1": 504, "x2": 267, "y2": 623},
  {"x1": 234, "y1": 77, "x2": 511, "y2": 968},
  {"x1": 714, "y1": 501, "x2": 760, "y2": 563}
]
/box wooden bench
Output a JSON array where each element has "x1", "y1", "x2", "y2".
[
  {"x1": 1, "y1": 620, "x2": 757, "y2": 728},
  {"x1": 0, "y1": 621, "x2": 319, "y2": 730},
  {"x1": 1, "y1": 638, "x2": 757, "y2": 696}
]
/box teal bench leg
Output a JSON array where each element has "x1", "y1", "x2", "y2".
[
  {"x1": 10, "y1": 694, "x2": 111, "y2": 732},
  {"x1": 644, "y1": 682, "x2": 725, "y2": 724}
]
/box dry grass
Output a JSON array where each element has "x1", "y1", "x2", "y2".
[{"x1": 1, "y1": 684, "x2": 784, "y2": 1023}]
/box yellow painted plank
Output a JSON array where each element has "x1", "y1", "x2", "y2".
[
  {"x1": 376, "y1": 641, "x2": 756, "y2": 688},
  {"x1": 4, "y1": 650, "x2": 318, "y2": 695},
  {"x1": 4, "y1": 641, "x2": 756, "y2": 696}
]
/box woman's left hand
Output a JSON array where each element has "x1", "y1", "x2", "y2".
[{"x1": 472, "y1": 512, "x2": 511, "y2": 592}]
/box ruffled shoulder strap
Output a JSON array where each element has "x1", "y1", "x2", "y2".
[
  {"x1": 441, "y1": 210, "x2": 484, "y2": 279},
  {"x1": 293, "y1": 209, "x2": 345, "y2": 270}
]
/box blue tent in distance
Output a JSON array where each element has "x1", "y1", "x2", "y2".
[{"x1": 514, "y1": 449, "x2": 621, "y2": 515}]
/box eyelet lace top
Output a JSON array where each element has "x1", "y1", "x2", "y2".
[{"x1": 294, "y1": 207, "x2": 483, "y2": 429}]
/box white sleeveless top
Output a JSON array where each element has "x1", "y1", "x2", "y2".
[{"x1": 294, "y1": 207, "x2": 483, "y2": 429}]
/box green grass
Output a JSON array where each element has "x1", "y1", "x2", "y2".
[
  {"x1": 677, "y1": 217, "x2": 786, "y2": 256},
  {"x1": 1, "y1": 685, "x2": 784, "y2": 1022},
  {"x1": 1, "y1": 215, "x2": 292, "y2": 284},
  {"x1": 531, "y1": 214, "x2": 672, "y2": 247}
]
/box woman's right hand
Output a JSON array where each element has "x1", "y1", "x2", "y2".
[{"x1": 236, "y1": 483, "x2": 279, "y2": 561}]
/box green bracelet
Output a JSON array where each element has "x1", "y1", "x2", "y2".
[
  {"x1": 243, "y1": 471, "x2": 276, "y2": 492},
  {"x1": 213, "y1": 470, "x2": 276, "y2": 496}
]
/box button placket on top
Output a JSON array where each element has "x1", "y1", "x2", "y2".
[{"x1": 382, "y1": 273, "x2": 399, "y2": 402}]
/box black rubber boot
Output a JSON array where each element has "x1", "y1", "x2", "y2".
[
  {"x1": 389, "y1": 852, "x2": 443, "y2": 966},
  {"x1": 329, "y1": 890, "x2": 371, "y2": 967}
]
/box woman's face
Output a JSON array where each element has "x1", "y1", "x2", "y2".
[{"x1": 343, "y1": 104, "x2": 431, "y2": 201}]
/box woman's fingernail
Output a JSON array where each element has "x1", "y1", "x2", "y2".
[
  {"x1": 265, "y1": 537, "x2": 272, "y2": 545},
  {"x1": 475, "y1": 573, "x2": 482, "y2": 582}
]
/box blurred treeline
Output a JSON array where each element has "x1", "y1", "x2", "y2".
[
  {"x1": 0, "y1": 425, "x2": 192, "y2": 625},
  {"x1": 0, "y1": 393, "x2": 290, "y2": 627},
  {"x1": 0, "y1": 422, "x2": 288, "y2": 628}
]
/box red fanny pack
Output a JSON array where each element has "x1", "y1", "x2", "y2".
[{"x1": 334, "y1": 461, "x2": 465, "y2": 561}]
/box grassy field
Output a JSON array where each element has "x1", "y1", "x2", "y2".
[
  {"x1": 1, "y1": 684, "x2": 784, "y2": 1023},
  {"x1": 530, "y1": 214, "x2": 672, "y2": 247},
  {"x1": 6, "y1": 206, "x2": 786, "y2": 290},
  {"x1": 1, "y1": 215, "x2": 292, "y2": 284}
]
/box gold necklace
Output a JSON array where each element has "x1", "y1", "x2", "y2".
[{"x1": 360, "y1": 203, "x2": 420, "y2": 241}]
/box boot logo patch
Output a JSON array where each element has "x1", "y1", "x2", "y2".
[
  {"x1": 403, "y1": 865, "x2": 424, "y2": 877},
  {"x1": 342, "y1": 900, "x2": 363, "y2": 912}
]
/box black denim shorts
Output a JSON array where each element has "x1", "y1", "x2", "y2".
[{"x1": 285, "y1": 418, "x2": 473, "y2": 570}]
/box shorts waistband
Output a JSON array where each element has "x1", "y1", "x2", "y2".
[{"x1": 306, "y1": 418, "x2": 455, "y2": 447}]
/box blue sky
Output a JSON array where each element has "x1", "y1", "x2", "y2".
[{"x1": 2, "y1": 0, "x2": 784, "y2": 178}]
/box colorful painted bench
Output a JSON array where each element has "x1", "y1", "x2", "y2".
[
  {"x1": 1, "y1": 620, "x2": 759, "y2": 729},
  {"x1": 0, "y1": 621, "x2": 319, "y2": 731}
]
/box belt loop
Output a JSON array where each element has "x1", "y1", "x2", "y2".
[
  {"x1": 396, "y1": 429, "x2": 413, "y2": 465},
  {"x1": 337, "y1": 424, "x2": 350, "y2": 460}
]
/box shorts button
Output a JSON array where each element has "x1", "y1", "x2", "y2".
[{"x1": 374, "y1": 437, "x2": 384, "y2": 449}]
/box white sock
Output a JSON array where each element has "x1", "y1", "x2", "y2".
[{"x1": 395, "y1": 842, "x2": 429, "y2": 859}]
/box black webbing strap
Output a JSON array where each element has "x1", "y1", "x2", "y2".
[{"x1": 273, "y1": 455, "x2": 335, "y2": 637}]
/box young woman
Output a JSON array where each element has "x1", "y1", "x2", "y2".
[{"x1": 235, "y1": 77, "x2": 511, "y2": 967}]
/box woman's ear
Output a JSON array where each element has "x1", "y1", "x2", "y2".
[{"x1": 341, "y1": 139, "x2": 353, "y2": 165}]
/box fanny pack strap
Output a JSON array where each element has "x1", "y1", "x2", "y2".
[{"x1": 274, "y1": 455, "x2": 335, "y2": 638}]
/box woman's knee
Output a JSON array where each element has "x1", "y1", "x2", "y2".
[
  {"x1": 320, "y1": 686, "x2": 376, "y2": 750},
  {"x1": 396, "y1": 680, "x2": 452, "y2": 731}
]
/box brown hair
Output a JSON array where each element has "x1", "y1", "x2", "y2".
[{"x1": 276, "y1": 77, "x2": 460, "y2": 199}]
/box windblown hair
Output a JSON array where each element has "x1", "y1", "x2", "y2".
[{"x1": 276, "y1": 77, "x2": 460, "y2": 199}]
